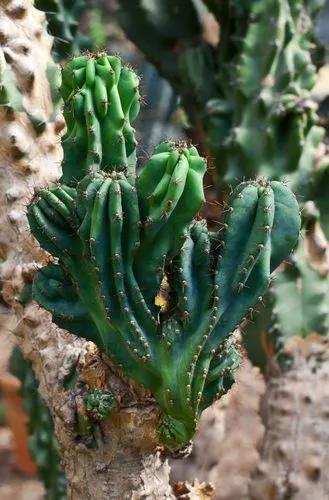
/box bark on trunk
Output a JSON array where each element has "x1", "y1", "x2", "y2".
[
  {"x1": 0, "y1": 0, "x2": 63, "y2": 313},
  {"x1": 250, "y1": 335, "x2": 329, "y2": 500},
  {"x1": 16, "y1": 306, "x2": 174, "y2": 499}
]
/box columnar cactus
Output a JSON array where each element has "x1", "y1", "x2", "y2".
[
  {"x1": 0, "y1": 2, "x2": 67, "y2": 495},
  {"x1": 27, "y1": 53, "x2": 301, "y2": 449},
  {"x1": 60, "y1": 54, "x2": 140, "y2": 183}
]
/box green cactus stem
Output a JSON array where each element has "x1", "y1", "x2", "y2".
[
  {"x1": 270, "y1": 232, "x2": 329, "y2": 340},
  {"x1": 27, "y1": 53, "x2": 301, "y2": 449},
  {"x1": 61, "y1": 54, "x2": 141, "y2": 185}
]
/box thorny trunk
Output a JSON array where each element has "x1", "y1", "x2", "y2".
[
  {"x1": 16, "y1": 307, "x2": 174, "y2": 499},
  {"x1": 250, "y1": 336, "x2": 329, "y2": 500}
]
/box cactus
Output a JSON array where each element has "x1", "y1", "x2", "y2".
[
  {"x1": 60, "y1": 54, "x2": 141, "y2": 184},
  {"x1": 84, "y1": 389, "x2": 114, "y2": 421},
  {"x1": 249, "y1": 336, "x2": 329, "y2": 498},
  {"x1": 117, "y1": 0, "x2": 205, "y2": 85},
  {"x1": 35, "y1": 0, "x2": 91, "y2": 61},
  {"x1": 182, "y1": 0, "x2": 325, "y2": 184},
  {"x1": 10, "y1": 347, "x2": 66, "y2": 500},
  {"x1": 270, "y1": 232, "x2": 329, "y2": 341},
  {"x1": 0, "y1": 2, "x2": 65, "y2": 495},
  {"x1": 116, "y1": 0, "x2": 329, "y2": 357},
  {"x1": 244, "y1": 225, "x2": 329, "y2": 370},
  {"x1": 27, "y1": 52, "x2": 301, "y2": 449}
]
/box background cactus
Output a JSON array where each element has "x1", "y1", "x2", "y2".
[
  {"x1": 27, "y1": 52, "x2": 301, "y2": 449},
  {"x1": 35, "y1": 0, "x2": 91, "y2": 61},
  {"x1": 10, "y1": 347, "x2": 66, "y2": 500}
]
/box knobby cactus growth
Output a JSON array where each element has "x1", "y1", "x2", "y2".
[{"x1": 27, "y1": 53, "x2": 301, "y2": 449}]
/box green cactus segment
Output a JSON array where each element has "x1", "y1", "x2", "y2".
[
  {"x1": 61, "y1": 54, "x2": 141, "y2": 185},
  {"x1": 270, "y1": 233, "x2": 329, "y2": 340},
  {"x1": 35, "y1": 0, "x2": 91, "y2": 61},
  {"x1": 205, "y1": 0, "x2": 324, "y2": 184},
  {"x1": 10, "y1": 347, "x2": 66, "y2": 500},
  {"x1": 136, "y1": 141, "x2": 207, "y2": 305},
  {"x1": 117, "y1": 0, "x2": 205, "y2": 84},
  {"x1": 28, "y1": 53, "x2": 301, "y2": 449},
  {"x1": 28, "y1": 173, "x2": 299, "y2": 448},
  {"x1": 84, "y1": 389, "x2": 114, "y2": 421}
]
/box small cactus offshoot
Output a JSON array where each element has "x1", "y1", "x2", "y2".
[
  {"x1": 27, "y1": 53, "x2": 301, "y2": 449},
  {"x1": 84, "y1": 389, "x2": 114, "y2": 421}
]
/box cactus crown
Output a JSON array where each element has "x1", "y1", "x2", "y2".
[{"x1": 28, "y1": 53, "x2": 301, "y2": 448}]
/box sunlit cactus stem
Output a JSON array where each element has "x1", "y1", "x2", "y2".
[{"x1": 27, "y1": 53, "x2": 301, "y2": 449}]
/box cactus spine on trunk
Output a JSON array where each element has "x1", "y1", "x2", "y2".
[{"x1": 27, "y1": 52, "x2": 301, "y2": 449}]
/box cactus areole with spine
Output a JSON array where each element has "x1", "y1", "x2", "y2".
[{"x1": 27, "y1": 53, "x2": 301, "y2": 449}]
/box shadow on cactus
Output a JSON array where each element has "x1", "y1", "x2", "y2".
[{"x1": 27, "y1": 53, "x2": 301, "y2": 449}]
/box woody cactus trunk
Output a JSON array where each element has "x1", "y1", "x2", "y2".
[
  {"x1": 20, "y1": 49, "x2": 301, "y2": 498},
  {"x1": 0, "y1": 0, "x2": 65, "y2": 492}
]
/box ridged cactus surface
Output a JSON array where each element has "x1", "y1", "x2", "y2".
[
  {"x1": 28, "y1": 53, "x2": 301, "y2": 449},
  {"x1": 61, "y1": 55, "x2": 140, "y2": 184}
]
